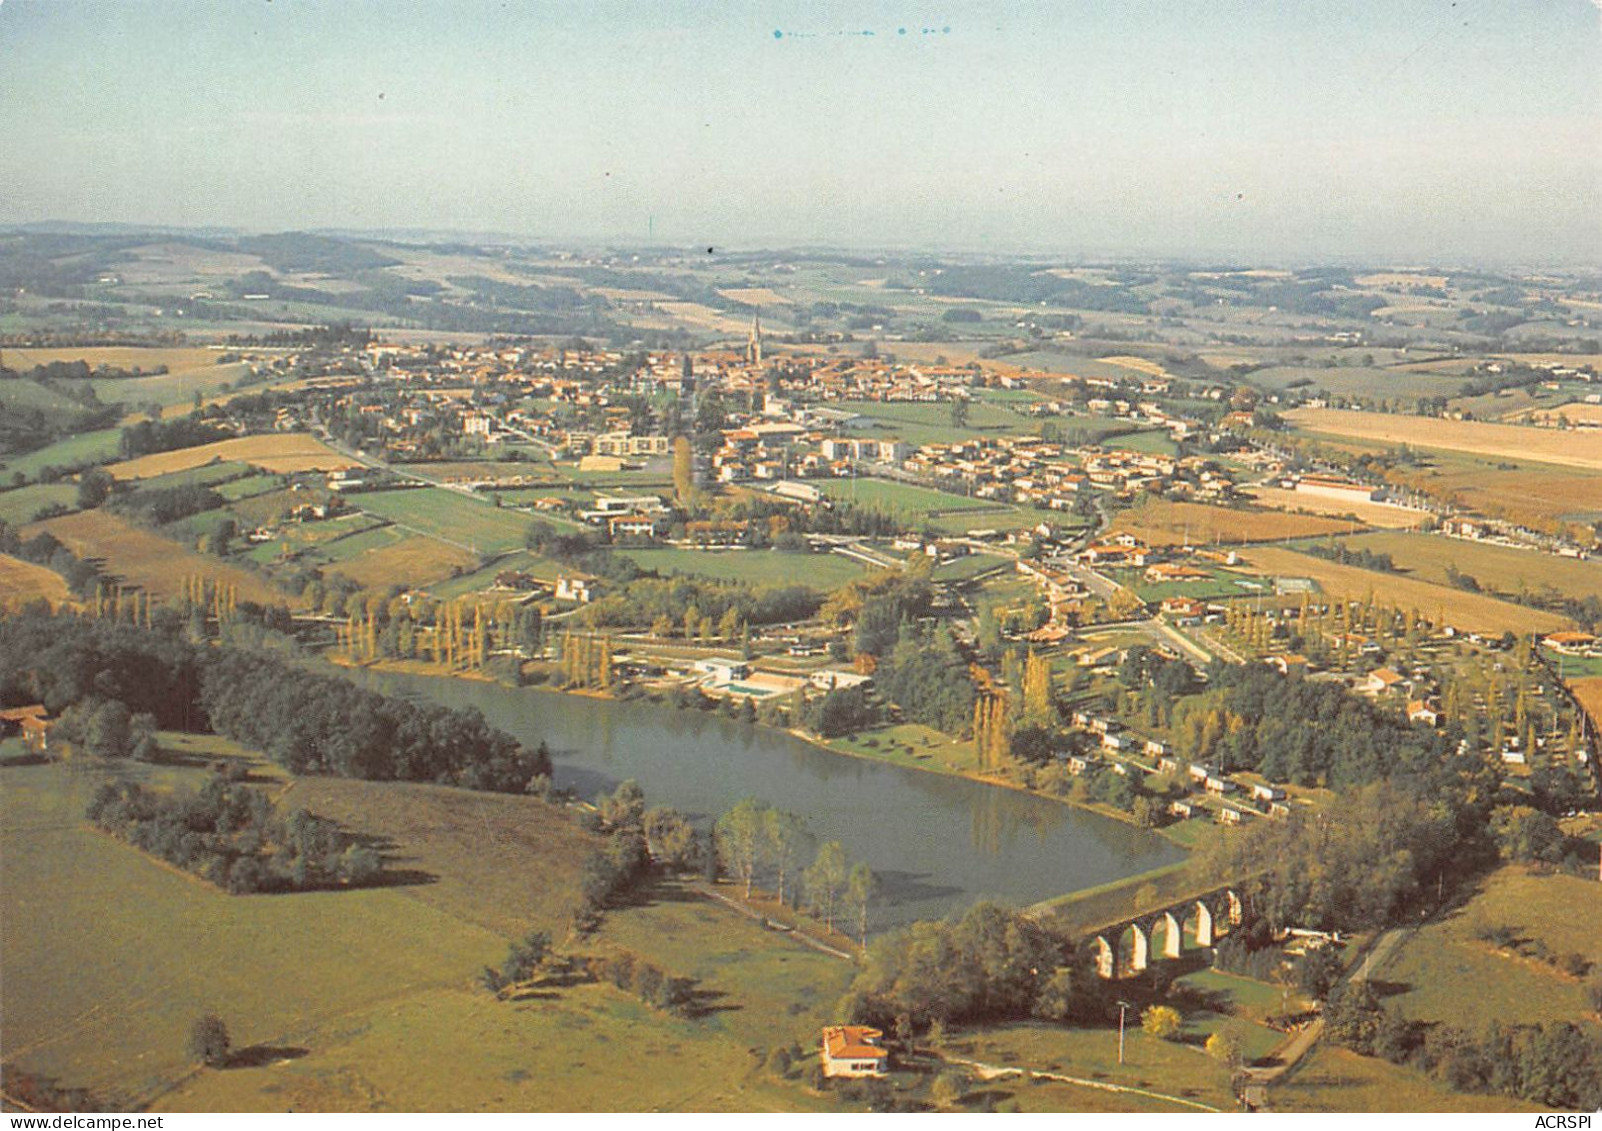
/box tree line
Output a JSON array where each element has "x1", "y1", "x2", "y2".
[
  {"x1": 1324, "y1": 981, "x2": 1602, "y2": 1110},
  {"x1": 713, "y1": 797, "x2": 878, "y2": 944},
  {"x1": 119, "y1": 416, "x2": 232, "y2": 460},
  {"x1": 0, "y1": 608, "x2": 551, "y2": 794}
]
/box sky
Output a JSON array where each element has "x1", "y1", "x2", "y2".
[{"x1": 1, "y1": 0, "x2": 1598, "y2": 265}]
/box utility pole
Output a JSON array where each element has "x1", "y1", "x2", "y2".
[{"x1": 1117, "y1": 999, "x2": 1132, "y2": 1065}]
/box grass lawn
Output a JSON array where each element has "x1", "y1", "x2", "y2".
[
  {"x1": 0, "y1": 482, "x2": 78, "y2": 525},
  {"x1": 1103, "y1": 429, "x2": 1179, "y2": 456},
  {"x1": 1113, "y1": 565, "x2": 1259, "y2": 604},
  {"x1": 923, "y1": 506, "x2": 1036, "y2": 534},
  {"x1": 1379, "y1": 865, "x2": 1601, "y2": 1029},
  {"x1": 621, "y1": 546, "x2": 868, "y2": 588},
  {"x1": 951, "y1": 1022, "x2": 1238, "y2": 1111},
  {"x1": 354, "y1": 487, "x2": 534, "y2": 554},
  {"x1": 823, "y1": 723, "x2": 980, "y2": 775},
  {"x1": 597, "y1": 882, "x2": 856, "y2": 1059}
]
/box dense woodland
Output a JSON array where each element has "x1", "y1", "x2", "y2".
[
  {"x1": 842, "y1": 902, "x2": 1102, "y2": 1034},
  {"x1": 0, "y1": 609, "x2": 550, "y2": 793}
]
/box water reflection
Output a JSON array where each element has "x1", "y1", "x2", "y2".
[{"x1": 355, "y1": 671, "x2": 1184, "y2": 927}]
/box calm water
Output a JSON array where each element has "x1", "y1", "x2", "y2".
[{"x1": 360, "y1": 671, "x2": 1184, "y2": 928}]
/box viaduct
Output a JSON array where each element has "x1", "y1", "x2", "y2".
[{"x1": 1087, "y1": 885, "x2": 1246, "y2": 979}]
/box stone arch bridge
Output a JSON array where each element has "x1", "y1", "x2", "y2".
[{"x1": 1089, "y1": 886, "x2": 1245, "y2": 979}]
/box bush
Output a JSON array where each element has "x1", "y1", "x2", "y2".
[
  {"x1": 1205, "y1": 1028, "x2": 1244, "y2": 1068},
  {"x1": 187, "y1": 1015, "x2": 230, "y2": 1066},
  {"x1": 1141, "y1": 1004, "x2": 1183, "y2": 1040}
]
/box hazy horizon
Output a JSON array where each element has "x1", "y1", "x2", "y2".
[{"x1": 3, "y1": 1, "x2": 1598, "y2": 267}]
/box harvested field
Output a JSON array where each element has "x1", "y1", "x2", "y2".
[
  {"x1": 0, "y1": 552, "x2": 72, "y2": 606},
  {"x1": 1572, "y1": 677, "x2": 1602, "y2": 734},
  {"x1": 27, "y1": 509, "x2": 281, "y2": 605},
  {"x1": 105, "y1": 434, "x2": 360, "y2": 480},
  {"x1": 1527, "y1": 402, "x2": 1602, "y2": 427},
  {"x1": 1111, "y1": 500, "x2": 1355, "y2": 546},
  {"x1": 1243, "y1": 486, "x2": 1432, "y2": 529},
  {"x1": 0, "y1": 346, "x2": 223, "y2": 373},
  {"x1": 1097, "y1": 355, "x2": 1170, "y2": 377},
  {"x1": 1337, "y1": 531, "x2": 1602, "y2": 603},
  {"x1": 1237, "y1": 545, "x2": 1570, "y2": 635},
  {"x1": 323, "y1": 532, "x2": 479, "y2": 589},
  {"x1": 654, "y1": 301, "x2": 754, "y2": 335},
  {"x1": 1286, "y1": 408, "x2": 1602, "y2": 471}
]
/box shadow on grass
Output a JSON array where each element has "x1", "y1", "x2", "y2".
[{"x1": 223, "y1": 1046, "x2": 309, "y2": 1070}]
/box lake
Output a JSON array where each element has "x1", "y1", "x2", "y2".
[{"x1": 362, "y1": 671, "x2": 1185, "y2": 928}]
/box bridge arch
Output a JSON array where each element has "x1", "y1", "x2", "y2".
[
  {"x1": 1149, "y1": 910, "x2": 1183, "y2": 960},
  {"x1": 1094, "y1": 935, "x2": 1115, "y2": 979},
  {"x1": 1117, "y1": 922, "x2": 1150, "y2": 976},
  {"x1": 1187, "y1": 900, "x2": 1215, "y2": 948}
]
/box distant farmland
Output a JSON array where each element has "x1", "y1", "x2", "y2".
[
  {"x1": 352, "y1": 487, "x2": 532, "y2": 554},
  {"x1": 26, "y1": 509, "x2": 281, "y2": 605},
  {"x1": 1238, "y1": 545, "x2": 1569, "y2": 635},
  {"x1": 816, "y1": 477, "x2": 998, "y2": 515},
  {"x1": 323, "y1": 531, "x2": 479, "y2": 589},
  {"x1": 1112, "y1": 500, "x2": 1354, "y2": 546},
  {"x1": 1336, "y1": 531, "x2": 1602, "y2": 603},
  {"x1": 106, "y1": 434, "x2": 360, "y2": 480},
  {"x1": 0, "y1": 346, "x2": 224, "y2": 373},
  {"x1": 620, "y1": 546, "x2": 868, "y2": 588},
  {"x1": 1571, "y1": 677, "x2": 1602, "y2": 734},
  {"x1": 1243, "y1": 486, "x2": 1432, "y2": 530},
  {"x1": 0, "y1": 552, "x2": 73, "y2": 607},
  {"x1": 1286, "y1": 408, "x2": 1602, "y2": 471}
]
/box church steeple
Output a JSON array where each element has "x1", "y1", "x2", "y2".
[{"x1": 747, "y1": 313, "x2": 763, "y2": 368}]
